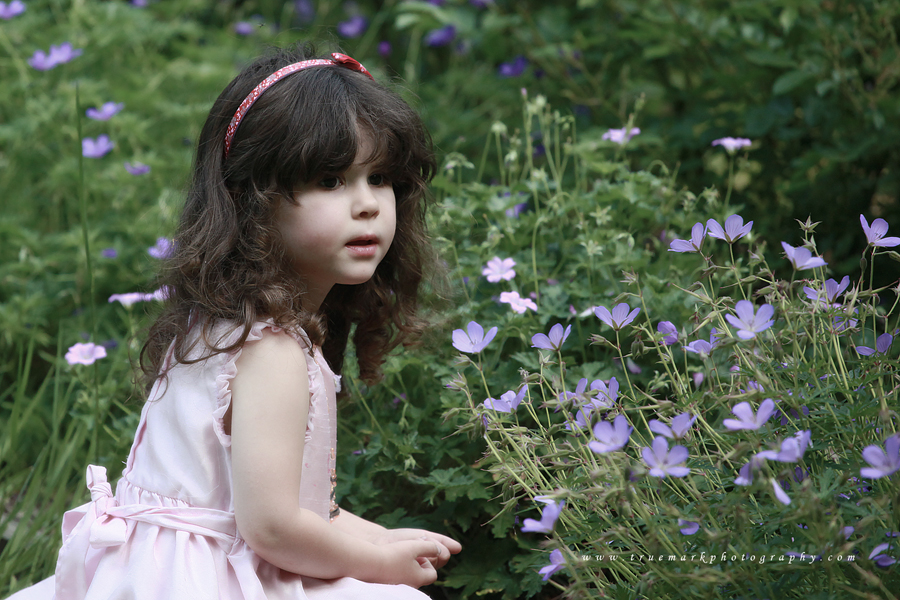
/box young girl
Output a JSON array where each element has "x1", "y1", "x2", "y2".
[{"x1": 9, "y1": 44, "x2": 460, "y2": 600}]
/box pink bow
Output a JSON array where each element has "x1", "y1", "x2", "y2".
[{"x1": 85, "y1": 465, "x2": 128, "y2": 548}]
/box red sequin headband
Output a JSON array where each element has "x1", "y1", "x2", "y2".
[{"x1": 223, "y1": 52, "x2": 374, "y2": 159}]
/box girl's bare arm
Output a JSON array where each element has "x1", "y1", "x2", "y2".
[{"x1": 230, "y1": 330, "x2": 439, "y2": 587}]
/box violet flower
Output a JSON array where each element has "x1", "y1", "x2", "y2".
[
  {"x1": 538, "y1": 549, "x2": 565, "y2": 581},
  {"x1": 336, "y1": 14, "x2": 367, "y2": 38},
  {"x1": 594, "y1": 302, "x2": 640, "y2": 331},
  {"x1": 706, "y1": 214, "x2": 752, "y2": 243},
  {"x1": 147, "y1": 237, "x2": 173, "y2": 259},
  {"x1": 65, "y1": 342, "x2": 107, "y2": 366},
  {"x1": 124, "y1": 162, "x2": 150, "y2": 175},
  {"x1": 28, "y1": 43, "x2": 81, "y2": 71},
  {"x1": 234, "y1": 21, "x2": 255, "y2": 35},
  {"x1": 668, "y1": 222, "x2": 706, "y2": 253},
  {"x1": 678, "y1": 519, "x2": 699, "y2": 535},
  {"x1": 498, "y1": 55, "x2": 528, "y2": 77},
  {"x1": 82, "y1": 135, "x2": 115, "y2": 158},
  {"x1": 771, "y1": 479, "x2": 791, "y2": 505},
  {"x1": 452, "y1": 321, "x2": 498, "y2": 353},
  {"x1": 642, "y1": 437, "x2": 690, "y2": 478},
  {"x1": 803, "y1": 276, "x2": 850, "y2": 308},
  {"x1": 711, "y1": 137, "x2": 751, "y2": 153},
  {"x1": 482, "y1": 256, "x2": 516, "y2": 282},
  {"x1": 860, "y1": 435, "x2": 900, "y2": 479},
  {"x1": 108, "y1": 292, "x2": 154, "y2": 306},
  {"x1": 725, "y1": 300, "x2": 775, "y2": 340},
  {"x1": 684, "y1": 339, "x2": 716, "y2": 358},
  {"x1": 590, "y1": 377, "x2": 618, "y2": 408},
  {"x1": 531, "y1": 323, "x2": 571, "y2": 351},
  {"x1": 86, "y1": 102, "x2": 124, "y2": 121},
  {"x1": 869, "y1": 543, "x2": 897, "y2": 568},
  {"x1": 100, "y1": 248, "x2": 117, "y2": 258},
  {"x1": 499, "y1": 291, "x2": 537, "y2": 314},
  {"x1": 649, "y1": 413, "x2": 696, "y2": 440},
  {"x1": 0, "y1": 0, "x2": 25, "y2": 19},
  {"x1": 588, "y1": 415, "x2": 632, "y2": 453},
  {"x1": 602, "y1": 127, "x2": 640, "y2": 145},
  {"x1": 658, "y1": 321, "x2": 678, "y2": 345},
  {"x1": 521, "y1": 499, "x2": 563, "y2": 533},
  {"x1": 757, "y1": 430, "x2": 811, "y2": 462},
  {"x1": 378, "y1": 41, "x2": 391, "y2": 57},
  {"x1": 781, "y1": 242, "x2": 827, "y2": 270},
  {"x1": 857, "y1": 333, "x2": 893, "y2": 356},
  {"x1": 723, "y1": 398, "x2": 776, "y2": 431},
  {"x1": 483, "y1": 386, "x2": 527, "y2": 413},
  {"x1": 860, "y1": 215, "x2": 900, "y2": 248},
  {"x1": 424, "y1": 24, "x2": 455, "y2": 47}
]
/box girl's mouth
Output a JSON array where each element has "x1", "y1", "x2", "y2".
[{"x1": 346, "y1": 236, "x2": 379, "y2": 256}]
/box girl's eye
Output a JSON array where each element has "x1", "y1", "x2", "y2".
[
  {"x1": 368, "y1": 174, "x2": 390, "y2": 186},
  {"x1": 318, "y1": 176, "x2": 342, "y2": 189}
]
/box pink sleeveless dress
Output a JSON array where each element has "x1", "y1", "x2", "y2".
[{"x1": 6, "y1": 321, "x2": 427, "y2": 600}]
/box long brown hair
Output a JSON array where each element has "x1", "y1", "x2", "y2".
[{"x1": 140, "y1": 43, "x2": 436, "y2": 390}]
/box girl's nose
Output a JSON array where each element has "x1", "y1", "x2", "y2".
[{"x1": 353, "y1": 182, "x2": 380, "y2": 219}]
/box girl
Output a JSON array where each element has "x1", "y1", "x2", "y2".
[{"x1": 8, "y1": 44, "x2": 460, "y2": 600}]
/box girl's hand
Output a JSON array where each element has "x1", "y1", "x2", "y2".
[
  {"x1": 371, "y1": 528, "x2": 462, "y2": 569},
  {"x1": 367, "y1": 539, "x2": 440, "y2": 588}
]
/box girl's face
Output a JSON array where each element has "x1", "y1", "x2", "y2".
[{"x1": 275, "y1": 131, "x2": 396, "y2": 311}]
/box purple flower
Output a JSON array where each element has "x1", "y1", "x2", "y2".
[
  {"x1": 711, "y1": 137, "x2": 751, "y2": 153},
  {"x1": 726, "y1": 300, "x2": 775, "y2": 340},
  {"x1": 482, "y1": 256, "x2": 516, "y2": 282},
  {"x1": 684, "y1": 339, "x2": 716, "y2": 358},
  {"x1": 521, "y1": 499, "x2": 563, "y2": 533},
  {"x1": 678, "y1": 519, "x2": 699, "y2": 535},
  {"x1": 771, "y1": 479, "x2": 791, "y2": 505},
  {"x1": 649, "y1": 413, "x2": 696, "y2": 440},
  {"x1": 498, "y1": 55, "x2": 528, "y2": 78},
  {"x1": 337, "y1": 15, "x2": 367, "y2": 38},
  {"x1": 590, "y1": 377, "x2": 618, "y2": 408},
  {"x1": 452, "y1": 321, "x2": 498, "y2": 353},
  {"x1": 483, "y1": 386, "x2": 527, "y2": 413},
  {"x1": 869, "y1": 543, "x2": 897, "y2": 568},
  {"x1": 594, "y1": 302, "x2": 640, "y2": 331},
  {"x1": 658, "y1": 321, "x2": 678, "y2": 345},
  {"x1": 857, "y1": 333, "x2": 894, "y2": 356},
  {"x1": 424, "y1": 24, "x2": 455, "y2": 47},
  {"x1": 588, "y1": 415, "x2": 632, "y2": 453},
  {"x1": 294, "y1": 0, "x2": 315, "y2": 22},
  {"x1": 757, "y1": 430, "x2": 811, "y2": 462},
  {"x1": 147, "y1": 237, "x2": 173, "y2": 259},
  {"x1": 470, "y1": 0, "x2": 493, "y2": 7},
  {"x1": 538, "y1": 549, "x2": 565, "y2": 581},
  {"x1": 505, "y1": 201, "x2": 528, "y2": 218},
  {"x1": 28, "y1": 50, "x2": 56, "y2": 71},
  {"x1": 860, "y1": 215, "x2": 900, "y2": 248},
  {"x1": 108, "y1": 292, "x2": 154, "y2": 306},
  {"x1": 378, "y1": 41, "x2": 391, "y2": 57},
  {"x1": 0, "y1": 0, "x2": 25, "y2": 19},
  {"x1": 781, "y1": 242, "x2": 827, "y2": 270},
  {"x1": 82, "y1": 135, "x2": 115, "y2": 158},
  {"x1": 131, "y1": 0, "x2": 148, "y2": 6},
  {"x1": 668, "y1": 222, "x2": 706, "y2": 253},
  {"x1": 602, "y1": 127, "x2": 640, "y2": 145},
  {"x1": 49, "y1": 42, "x2": 82, "y2": 65},
  {"x1": 735, "y1": 456, "x2": 766, "y2": 486},
  {"x1": 723, "y1": 398, "x2": 776, "y2": 431},
  {"x1": 803, "y1": 276, "x2": 850, "y2": 308},
  {"x1": 642, "y1": 437, "x2": 690, "y2": 478},
  {"x1": 234, "y1": 21, "x2": 255, "y2": 35},
  {"x1": 65, "y1": 342, "x2": 107, "y2": 366},
  {"x1": 124, "y1": 161, "x2": 150, "y2": 176},
  {"x1": 861, "y1": 435, "x2": 900, "y2": 479},
  {"x1": 499, "y1": 291, "x2": 537, "y2": 314},
  {"x1": 532, "y1": 323, "x2": 571, "y2": 351},
  {"x1": 86, "y1": 101, "x2": 124, "y2": 121},
  {"x1": 706, "y1": 215, "x2": 753, "y2": 243},
  {"x1": 150, "y1": 286, "x2": 171, "y2": 301},
  {"x1": 100, "y1": 247, "x2": 117, "y2": 259},
  {"x1": 567, "y1": 405, "x2": 594, "y2": 431}
]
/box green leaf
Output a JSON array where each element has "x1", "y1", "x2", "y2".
[{"x1": 772, "y1": 69, "x2": 816, "y2": 95}]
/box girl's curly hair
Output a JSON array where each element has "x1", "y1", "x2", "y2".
[{"x1": 140, "y1": 43, "x2": 437, "y2": 390}]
